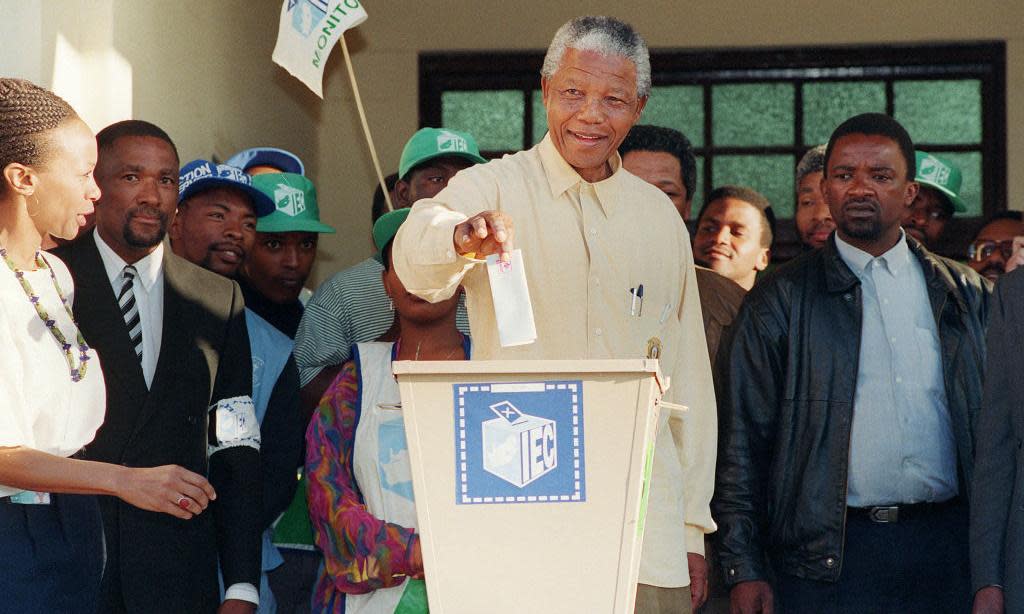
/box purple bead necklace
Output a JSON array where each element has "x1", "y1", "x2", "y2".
[{"x1": 1, "y1": 246, "x2": 91, "y2": 382}]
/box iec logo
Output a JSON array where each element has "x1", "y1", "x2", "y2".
[
  {"x1": 455, "y1": 380, "x2": 585, "y2": 505},
  {"x1": 273, "y1": 183, "x2": 306, "y2": 217},
  {"x1": 919, "y1": 156, "x2": 950, "y2": 185},
  {"x1": 437, "y1": 131, "x2": 469, "y2": 154},
  {"x1": 483, "y1": 401, "x2": 557, "y2": 487},
  {"x1": 291, "y1": 0, "x2": 328, "y2": 36}
]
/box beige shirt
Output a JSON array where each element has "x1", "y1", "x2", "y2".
[{"x1": 393, "y1": 134, "x2": 717, "y2": 588}]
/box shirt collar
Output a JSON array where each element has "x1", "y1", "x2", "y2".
[
  {"x1": 537, "y1": 133, "x2": 625, "y2": 216},
  {"x1": 93, "y1": 229, "x2": 164, "y2": 291},
  {"x1": 834, "y1": 230, "x2": 911, "y2": 279}
]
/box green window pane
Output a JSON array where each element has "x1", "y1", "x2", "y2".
[
  {"x1": 712, "y1": 155, "x2": 795, "y2": 218},
  {"x1": 930, "y1": 151, "x2": 983, "y2": 217},
  {"x1": 531, "y1": 90, "x2": 548, "y2": 144},
  {"x1": 712, "y1": 83, "x2": 794, "y2": 147},
  {"x1": 803, "y1": 81, "x2": 886, "y2": 145},
  {"x1": 894, "y1": 80, "x2": 982, "y2": 145},
  {"x1": 442, "y1": 90, "x2": 524, "y2": 151},
  {"x1": 641, "y1": 85, "x2": 705, "y2": 147}
]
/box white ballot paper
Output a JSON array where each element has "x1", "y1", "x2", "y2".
[{"x1": 486, "y1": 249, "x2": 537, "y2": 347}]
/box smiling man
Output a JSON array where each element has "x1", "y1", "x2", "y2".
[
  {"x1": 693, "y1": 186, "x2": 773, "y2": 291},
  {"x1": 714, "y1": 113, "x2": 990, "y2": 614},
  {"x1": 393, "y1": 16, "x2": 716, "y2": 614}
]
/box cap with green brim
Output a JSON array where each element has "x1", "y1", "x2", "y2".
[
  {"x1": 251, "y1": 173, "x2": 336, "y2": 234},
  {"x1": 372, "y1": 208, "x2": 411, "y2": 264},
  {"x1": 398, "y1": 127, "x2": 487, "y2": 179},
  {"x1": 915, "y1": 150, "x2": 967, "y2": 213}
]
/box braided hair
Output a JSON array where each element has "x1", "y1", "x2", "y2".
[{"x1": 0, "y1": 78, "x2": 77, "y2": 172}]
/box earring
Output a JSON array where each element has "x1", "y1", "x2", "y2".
[
  {"x1": 26, "y1": 193, "x2": 40, "y2": 218},
  {"x1": 388, "y1": 298, "x2": 394, "y2": 311}
]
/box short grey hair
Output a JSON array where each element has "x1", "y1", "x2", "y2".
[
  {"x1": 796, "y1": 144, "x2": 827, "y2": 185},
  {"x1": 541, "y1": 16, "x2": 651, "y2": 99}
]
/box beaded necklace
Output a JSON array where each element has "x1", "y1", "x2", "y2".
[{"x1": 1, "y1": 246, "x2": 91, "y2": 382}]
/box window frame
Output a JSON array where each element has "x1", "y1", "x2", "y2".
[{"x1": 420, "y1": 42, "x2": 1006, "y2": 259}]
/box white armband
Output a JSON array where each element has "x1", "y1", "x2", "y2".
[{"x1": 208, "y1": 395, "x2": 261, "y2": 456}]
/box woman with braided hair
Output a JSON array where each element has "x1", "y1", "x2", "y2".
[{"x1": 0, "y1": 78, "x2": 217, "y2": 612}]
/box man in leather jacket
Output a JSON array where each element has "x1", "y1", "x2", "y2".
[{"x1": 713, "y1": 113, "x2": 991, "y2": 614}]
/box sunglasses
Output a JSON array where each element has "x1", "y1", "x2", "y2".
[{"x1": 967, "y1": 239, "x2": 1015, "y2": 262}]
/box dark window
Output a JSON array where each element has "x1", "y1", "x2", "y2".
[{"x1": 420, "y1": 43, "x2": 1005, "y2": 259}]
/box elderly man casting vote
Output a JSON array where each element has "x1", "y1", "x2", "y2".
[{"x1": 393, "y1": 16, "x2": 716, "y2": 614}]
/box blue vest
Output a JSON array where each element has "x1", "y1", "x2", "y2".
[{"x1": 246, "y1": 309, "x2": 295, "y2": 613}]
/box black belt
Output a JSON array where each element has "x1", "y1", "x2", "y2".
[{"x1": 848, "y1": 497, "x2": 960, "y2": 524}]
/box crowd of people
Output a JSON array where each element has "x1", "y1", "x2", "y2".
[{"x1": 2, "y1": 13, "x2": 1023, "y2": 614}]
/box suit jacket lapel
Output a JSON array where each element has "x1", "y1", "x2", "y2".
[
  {"x1": 72, "y1": 232, "x2": 148, "y2": 404},
  {"x1": 130, "y1": 251, "x2": 201, "y2": 442}
]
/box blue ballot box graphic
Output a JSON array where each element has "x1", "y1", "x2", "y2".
[{"x1": 455, "y1": 380, "x2": 585, "y2": 505}]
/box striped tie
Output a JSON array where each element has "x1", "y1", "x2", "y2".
[{"x1": 119, "y1": 265, "x2": 143, "y2": 361}]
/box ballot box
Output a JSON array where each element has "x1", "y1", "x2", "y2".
[{"x1": 393, "y1": 359, "x2": 669, "y2": 614}]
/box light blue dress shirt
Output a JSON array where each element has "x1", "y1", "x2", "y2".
[{"x1": 835, "y1": 232, "x2": 958, "y2": 506}]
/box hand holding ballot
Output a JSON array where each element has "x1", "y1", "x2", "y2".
[{"x1": 453, "y1": 210, "x2": 515, "y2": 261}]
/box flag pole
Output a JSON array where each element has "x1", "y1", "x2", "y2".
[{"x1": 338, "y1": 32, "x2": 393, "y2": 212}]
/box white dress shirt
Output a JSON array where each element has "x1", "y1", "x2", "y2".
[
  {"x1": 94, "y1": 230, "x2": 164, "y2": 388},
  {"x1": 835, "y1": 232, "x2": 958, "y2": 506}
]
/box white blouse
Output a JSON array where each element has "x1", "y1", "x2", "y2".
[{"x1": 0, "y1": 253, "x2": 106, "y2": 497}]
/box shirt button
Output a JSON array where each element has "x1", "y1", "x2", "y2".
[
  {"x1": 595, "y1": 328, "x2": 603, "y2": 336},
  {"x1": 589, "y1": 228, "x2": 597, "y2": 236},
  {"x1": 825, "y1": 557, "x2": 836, "y2": 568},
  {"x1": 728, "y1": 569, "x2": 736, "y2": 577},
  {"x1": 883, "y1": 298, "x2": 890, "y2": 305},
  {"x1": 446, "y1": 250, "x2": 455, "y2": 258},
  {"x1": 890, "y1": 336, "x2": 897, "y2": 343},
  {"x1": 895, "y1": 376, "x2": 903, "y2": 384},
  {"x1": 592, "y1": 277, "x2": 600, "y2": 286}
]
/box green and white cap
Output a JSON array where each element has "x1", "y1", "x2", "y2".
[
  {"x1": 372, "y1": 208, "x2": 411, "y2": 264},
  {"x1": 915, "y1": 151, "x2": 966, "y2": 213},
  {"x1": 398, "y1": 127, "x2": 486, "y2": 179},
  {"x1": 251, "y1": 173, "x2": 336, "y2": 234}
]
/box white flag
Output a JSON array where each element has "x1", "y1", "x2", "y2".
[{"x1": 272, "y1": 0, "x2": 368, "y2": 97}]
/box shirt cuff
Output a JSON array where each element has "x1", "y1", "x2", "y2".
[
  {"x1": 685, "y1": 524, "x2": 706, "y2": 557},
  {"x1": 225, "y1": 582, "x2": 259, "y2": 605}
]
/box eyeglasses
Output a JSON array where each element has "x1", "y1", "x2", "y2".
[{"x1": 967, "y1": 239, "x2": 1015, "y2": 262}]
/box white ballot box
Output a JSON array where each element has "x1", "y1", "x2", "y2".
[{"x1": 393, "y1": 359, "x2": 667, "y2": 614}]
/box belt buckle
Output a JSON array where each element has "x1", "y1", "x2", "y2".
[{"x1": 868, "y1": 505, "x2": 898, "y2": 523}]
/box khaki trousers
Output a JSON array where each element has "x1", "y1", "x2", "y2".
[{"x1": 634, "y1": 584, "x2": 692, "y2": 614}]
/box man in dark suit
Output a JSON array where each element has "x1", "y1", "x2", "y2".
[
  {"x1": 54, "y1": 120, "x2": 261, "y2": 614},
  {"x1": 972, "y1": 266, "x2": 1024, "y2": 614},
  {"x1": 169, "y1": 158, "x2": 306, "y2": 613}
]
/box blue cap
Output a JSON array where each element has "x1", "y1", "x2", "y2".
[
  {"x1": 178, "y1": 160, "x2": 276, "y2": 217},
  {"x1": 225, "y1": 147, "x2": 305, "y2": 176}
]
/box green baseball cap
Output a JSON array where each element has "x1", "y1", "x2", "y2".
[
  {"x1": 251, "y1": 173, "x2": 336, "y2": 234},
  {"x1": 398, "y1": 128, "x2": 487, "y2": 180},
  {"x1": 372, "y1": 208, "x2": 411, "y2": 264},
  {"x1": 915, "y1": 151, "x2": 966, "y2": 213}
]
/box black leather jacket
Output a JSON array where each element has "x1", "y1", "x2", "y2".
[{"x1": 712, "y1": 235, "x2": 991, "y2": 585}]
